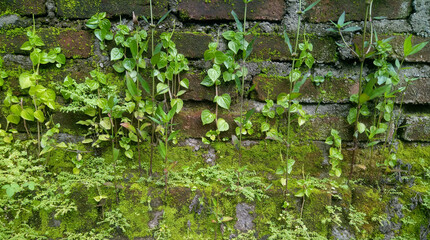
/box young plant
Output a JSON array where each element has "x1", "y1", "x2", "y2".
[
  {"x1": 148, "y1": 104, "x2": 179, "y2": 191},
  {"x1": 330, "y1": 5, "x2": 428, "y2": 174},
  {"x1": 143, "y1": 3, "x2": 173, "y2": 176},
  {"x1": 325, "y1": 129, "x2": 344, "y2": 177},
  {"x1": 266, "y1": 0, "x2": 319, "y2": 205},
  {"x1": 7, "y1": 16, "x2": 65, "y2": 154}
]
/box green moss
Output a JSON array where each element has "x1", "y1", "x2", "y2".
[{"x1": 301, "y1": 189, "x2": 331, "y2": 236}]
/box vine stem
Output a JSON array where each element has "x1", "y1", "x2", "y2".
[
  {"x1": 350, "y1": 1, "x2": 372, "y2": 179},
  {"x1": 149, "y1": 0, "x2": 155, "y2": 177},
  {"x1": 284, "y1": 0, "x2": 303, "y2": 197},
  {"x1": 238, "y1": 1, "x2": 248, "y2": 168}
]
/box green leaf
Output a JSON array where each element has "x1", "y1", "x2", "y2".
[
  {"x1": 111, "y1": 48, "x2": 124, "y2": 61},
  {"x1": 303, "y1": 0, "x2": 321, "y2": 13},
  {"x1": 261, "y1": 122, "x2": 270, "y2": 132},
  {"x1": 293, "y1": 74, "x2": 307, "y2": 93},
  {"x1": 403, "y1": 35, "x2": 412, "y2": 57},
  {"x1": 342, "y1": 26, "x2": 361, "y2": 32},
  {"x1": 222, "y1": 31, "x2": 235, "y2": 40},
  {"x1": 208, "y1": 68, "x2": 220, "y2": 83},
  {"x1": 217, "y1": 118, "x2": 229, "y2": 132},
  {"x1": 93, "y1": 195, "x2": 107, "y2": 202},
  {"x1": 228, "y1": 41, "x2": 239, "y2": 54},
  {"x1": 337, "y1": 11, "x2": 346, "y2": 27},
  {"x1": 171, "y1": 98, "x2": 183, "y2": 113},
  {"x1": 287, "y1": 158, "x2": 295, "y2": 174},
  {"x1": 347, "y1": 108, "x2": 357, "y2": 124},
  {"x1": 98, "y1": 134, "x2": 110, "y2": 141},
  {"x1": 19, "y1": 72, "x2": 36, "y2": 89},
  {"x1": 408, "y1": 41, "x2": 428, "y2": 57},
  {"x1": 201, "y1": 110, "x2": 215, "y2": 125},
  {"x1": 7, "y1": 114, "x2": 20, "y2": 125},
  {"x1": 137, "y1": 73, "x2": 150, "y2": 94},
  {"x1": 126, "y1": 74, "x2": 139, "y2": 97},
  {"x1": 283, "y1": 28, "x2": 293, "y2": 55},
  {"x1": 357, "y1": 122, "x2": 366, "y2": 133},
  {"x1": 129, "y1": 38, "x2": 138, "y2": 58},
  {"x1": 20, "y1": 41, "x2": 32, "y2": 51},
  {"x1": 157, "y1": 10, "x2": 171, "y2": 25},
  {"x1": 369, "y1": 85, "x2": 390, "y2": 100},
  {"x1": 358, "y1": 93, "x2": 370, "y2": 104},
  {"x1": 123, "y1": 58, "x2": 136, "y2": 71},
  {"x1": 10, "y1": 104, "x2": 21, "y2": 116},
  {"x1": 214, "y1": 51, "x2": 227, "y2": 64},
  {"x1": 180, "y1": 78, "x2": 189, "y2": 89},
  {"x1": 231, "y1": 10, "x2": 243, "y2": 32},
  {"x1": 100, "y1": 118, "x2": 111, "y2": 130},
  {"x1": 125, "y1": 149, "x2": 133, "y2": 159},
  {"x1": 21, "y1": 108, "x2": 34, "y2": 121},
  {"x1": 34, "y1": 110, "x2": 45, "y2": 123},
  {"x1": 214, "y1": 93, "x2": 231, "y2": 110},
  {"x1": 156, "y1": 83, "x2": 169, "y2": 95},
  {"x1": 277, "y1": 93, "x2": 289, "y2": 108},
  {"x1": 85, "y1": 79, "x2": 99, "y2": 91}
]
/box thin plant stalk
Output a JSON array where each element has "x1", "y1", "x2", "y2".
[
  {"x1": 350, "y1": 1, "x2": 372, "y2": 179},
  {"x1": 238, "y1": 1, "x2": 248, "y2": 167},
  {"x1": 149, "y1": 0, "x2": 155, "y2": 176}
]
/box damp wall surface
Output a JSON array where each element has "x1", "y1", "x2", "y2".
[
  {"x1": 0, "y1": 0, "x2": 429, "y2": 142},
  {"x1": 1, "y1": 0, "x2": 430, "y2": 239}
]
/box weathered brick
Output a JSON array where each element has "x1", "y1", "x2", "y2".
[
  {"x1": 181, "y1": 71, "x2": 237, "y2": 102},
  {"x1": 176, "y1": 102, "x2": 242, "y2": 138},
  {"x1": 41, "y1": 59, "x2": 96, "y2": 83},
  {"x1": 402, "y1": 115, "x2": 430, "y2": 141},
  {"x1": 0, "y1": 28, "x2": 93, "y2": 58},
  {"x1": 0, "y1": 0, "x2": 46, "y2": 16},
  {"x1": 297, "y1": 113, "x2": 353, "y2": 141},
  {"x1": 249, "y1": 34, "x2": 337, "y2": 62},
  {"x1": 178, "y1": 0, "x2": 286, "y2": 21},
  {"x1": 390, "y1": 35, "x2": 430, "y2": 63},
  {"x1": 307, "y1": 0, "x2": 412, "y2": 23},
  {"x1": 56, "y1": 0, "x2": 169, "y2": 19},
  {"x1": 172, "y1": 32, "x2": 212, "y2": 59},
  {"x1": 401, "y1": 78, "x2": 430, "y2": 104},
  {"x1": 352, "y1": 34, "x2": 430, "y2": 63},
  {"x1": 252, "y1": 74, "x2": 353, "y2": 103}
]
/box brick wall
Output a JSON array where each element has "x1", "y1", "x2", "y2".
[{"x1": 1, "y1": 0, "x2": 429, "y2": 142}]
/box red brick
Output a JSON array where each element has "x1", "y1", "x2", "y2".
[
  {"x1": 181, "y1": 71, "x2": 238, "y2": 102},
  {"x1": 252, "y1": 75, "x2": 353, "y2": 103},
  {"x1": 351, "y1": 34, "x2": 430, "y2": 63},
  {"x1": 307, "y1": 0, "x2": 412, "y2": 23},
  {"x1": 401, "y1": 78, "x2": 430, "y2": 104},
  {"x1": 0, "y1": 0, "x2": 46, "y2": 15},
  {"x1": 249, "y1": 34, "x2": 337, "y2": 62},
  {"x1": 172, "y1": 32, "x2": 213, "y2": 59},
  {"x1": 0, "y1": 28, "x2": 93, "y2": 59},
  {"x1": 178, "y1": 0, "x2": 286, "y2": 21},
  {"x1": 57, "y1": 0, "x2": 169, "y2": 19}
]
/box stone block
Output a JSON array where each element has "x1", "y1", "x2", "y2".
[
  {"x1": 401, "y1": 78, "x2": 430, "y2": 104},
  {"x1": 0, "y1": 27, "x2": 93, "y2": 58},
  {"x1": 56, "y1": 0, "x2": 169, "y2": 19},
  {"x1": 172, "y1": 32, "x2": 212, "y2": 59},
  {"x1": 178, "y1": 0, "x2": 286, "y2": 21},
  {"x1": 181, "y1": 71, "x2": 238, "y2": 102},
  {"x1": 352, "y1": 34, "x2": 430, "y2": 63},
  {"x1": 249, "y1": 34, "x2": 337, "y2": 62},
  {"x1": 402, "y1": 115, "x2": 430, "y2": 141},
  {"x1": 306, "y1": 0, "x2": 412, "y2": 23},
  {"x1": 0, "y1": 0, "x2": 46, "y2": 16},
  {"x1": 252, "y1": 74, "x2": 353, "y2": 103}
]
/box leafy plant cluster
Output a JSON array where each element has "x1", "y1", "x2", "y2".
[{"x1": 0, "y1": 0, "x2": 429, "y2": 238}]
